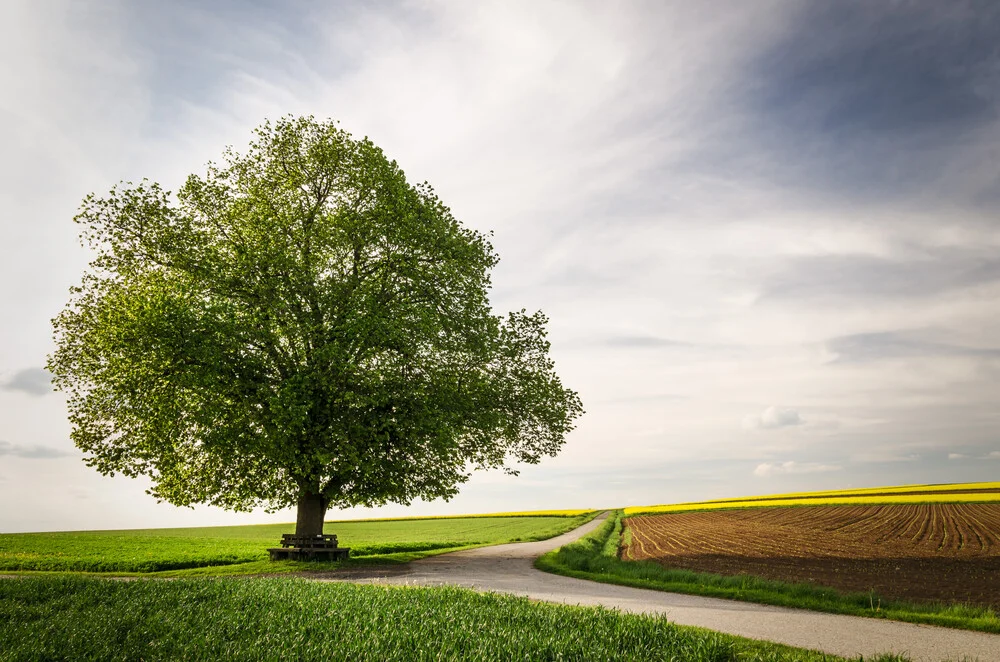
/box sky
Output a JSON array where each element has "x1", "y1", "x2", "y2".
[{"x1": 1, "y1": 0, "x2": 999, "y2": 533}]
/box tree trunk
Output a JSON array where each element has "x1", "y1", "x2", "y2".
[{"x1": 295, "y1": 491, "x2": 328, "y2": 537}]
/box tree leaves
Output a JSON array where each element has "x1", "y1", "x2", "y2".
[{"x1": 48, "y1": 115, "x2": 583, "y2": 514}]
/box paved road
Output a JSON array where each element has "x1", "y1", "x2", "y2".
[{"x1": 331, "y1": 513, "x2": 1000, "y2": 662}]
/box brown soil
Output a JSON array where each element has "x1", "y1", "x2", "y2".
[{"x1": 623, "y1": 504, "x2": 1000, "y2": 608}]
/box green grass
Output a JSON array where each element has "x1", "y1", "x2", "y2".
[
  {"x1": 0, "y1": 514, "x2": 595, "y2": 575},
  {"x1": 536, "y1": 511, "x2": 1000, "y2": 636},
  {"x1": 0, "y1": 576, "x2": 906, "y2": 661}
]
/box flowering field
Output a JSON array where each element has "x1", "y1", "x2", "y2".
[
  {"x1": 348, "y1": 509, "x2": 595, "y2": 521},
  {"x1": 624, "y1": 482, "x2": 1000, "y2": 516}
]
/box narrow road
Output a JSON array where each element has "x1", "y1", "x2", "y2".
[{"x1": 332, "y1": 513, "x2": 1000, "y2": 662}]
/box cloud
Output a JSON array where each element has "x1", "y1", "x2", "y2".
[
  {"x1": 69, "y1": 487, "x2": 91, "y2": 500},
  {"x1": 603, "y1": 335, "x2": 690, "y2": 349},
  {"x1": 743, "y1": 406, "x2": 803, "y2": 430},
  {"x1": 1, "y1": 367, "x2": 53, "y2": 396},
  {"x1": 823, "y1": 331, "x2": 1000, "y2": 364},
  {"x1": 851, "y1": 451, "x2": 922, "y2": 464},
  {"x1": 740, "y1": 0, "x2": 1000, "y2": 206},
  {"x1": 762, "y1": 250, "x2": 1000, "y2": 305},
  {"x1": 948, "y1": 453, "x2": 967, "y2": 460},
  {"x1": 753, "y1": 461, "x2": 841, "y2": 477},
  {"x1": 596, "y1": 392, "x2": 687, "y2": 405},
  {"x1": 0, "y1": 440, "x2": 71, "y2": 459},
  {"x1": 985, "y1": 451, "x2": 1000, "y2": 460}
]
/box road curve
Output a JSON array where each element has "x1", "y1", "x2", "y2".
[{"x1": 328, "y1": 513, "x2": 1000, "y2": 662}]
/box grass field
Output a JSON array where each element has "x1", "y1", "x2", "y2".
[
  {"x1": 0, "y1": 511, "x2": 595, "y2": 574},
  {"x1": 0, "y1": 576, "x2": 905, "y2": 661}
]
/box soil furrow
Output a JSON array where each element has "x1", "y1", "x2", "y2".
[{"x1": 624, "y1": 504, "x2": 1000, "y2": 607}]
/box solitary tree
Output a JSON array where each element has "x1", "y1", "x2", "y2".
[{"x1": 49, "y1": 116, "x2": 583, "y2": 539}]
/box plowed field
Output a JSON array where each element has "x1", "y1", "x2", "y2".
[{"x1": 623, "y1": 504, "x2": 1000, "y2": 607}]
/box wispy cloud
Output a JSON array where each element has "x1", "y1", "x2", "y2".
[
  {"x1": 595, "y1": 392, "x2": 688, "y2": 406},
  {"x1": 0, "y1": 440, "x2": 71, "y2": 459},
  {"x1": 743, "y1": 406, "x2": 803, "y2": 430},
  {"x1": 762, "y1": 250, "x2": 1000, "y2": 305},
  {"x1": 602, "y1": 335, "x2": 690, "y2": 349},
  {"x1": 851, "y1": 451, "x2": 922, "y2": 464},
  {"x1": 1, "y1": 368, "x2": 53, "y2": 396},
  {"x1": 823, "y1": 331, "x2": 1000, "y2": 364},
  {"x1": 753, "y1": 461, "x2": 841, "y2": 477}
]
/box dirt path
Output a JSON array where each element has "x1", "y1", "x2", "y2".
[{"x1": 328, "y1": 513, "x2": 1000, "y2": 662}]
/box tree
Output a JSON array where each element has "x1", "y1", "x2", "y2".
[{"x1": 48, "y1": 116, "x2": 583, "y2": 539}]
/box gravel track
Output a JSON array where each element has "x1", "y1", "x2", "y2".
[{"x1": 328, "y1": 513, "x2": 1000, "y2": 662}]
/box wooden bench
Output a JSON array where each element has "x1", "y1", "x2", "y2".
[{"x1": 267, "y1": 533, "x2": 350, "y2": 561}]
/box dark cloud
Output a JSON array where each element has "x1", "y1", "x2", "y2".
[
  {"x1": 825, "y1": 331, "x2": 1000, "y2": 363},
  {"x1": 1, "y1": 367, "x2": 53, "y2": 396},
  {"x1": 742, "y1": 0, "x2": 1000, "y2": 203},
  {"x1": 761, "y1": 249, "x2": 1000, "y2": 303},
  {"x1": 0, "y1": 440, "x2": 71, "y2": 459}
]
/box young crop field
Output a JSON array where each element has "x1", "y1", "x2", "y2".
[
  {"x1": 623, "y1": 503, "x2": 1000, "y2": 607},
  {"x1": 0, "y1": 512, "x2": 594, "y2": 574}
]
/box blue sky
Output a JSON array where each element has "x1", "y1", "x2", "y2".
[{"x1": 1, "y1": 1, "x2": 999, "y2": 532}]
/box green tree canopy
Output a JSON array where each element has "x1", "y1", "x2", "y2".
[{"x1": 49, "y1": 116, "x2": 583, "y2": 537}]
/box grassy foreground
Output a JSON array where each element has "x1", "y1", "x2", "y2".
[
  {"x1": 537, "y1": 511, "x2": 1000, "y2": 635},
  {"x1": 0, "y1": 512, "x2": 595, "y2": 575},
  {"x1": 0, "y1": 576, "x2": 903, "y2": 662}
]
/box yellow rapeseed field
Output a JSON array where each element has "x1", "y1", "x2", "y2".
[
  {"x1": 331, "y1": 509, "x2": 595, "y2": 523},
  {"x1": 624, "y1": 482, "x2": 1000, "y2": 516},
  {"x1": 703, "y1": 481, "x2": 1000, "y2": 503}
]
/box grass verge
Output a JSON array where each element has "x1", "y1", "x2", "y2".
[
  {"x1": 0, "y1": 576, "x2": 905, "y2": 661},
  {"x1": 536, "y1": 511, "x2": 1000, "y2": 635}
]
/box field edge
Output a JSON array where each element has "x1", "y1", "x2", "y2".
[{"x1": 535, "y1": 510, "x2": 1000, "y2": 636}]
